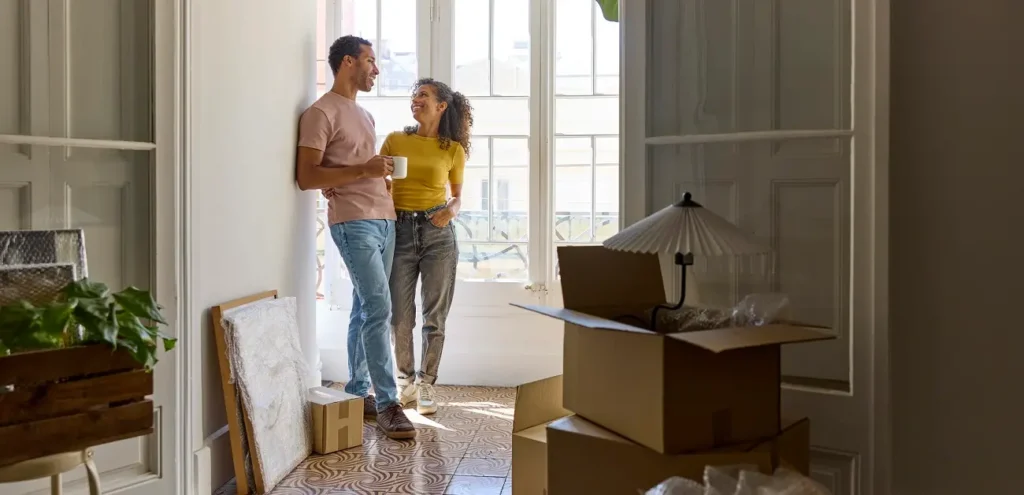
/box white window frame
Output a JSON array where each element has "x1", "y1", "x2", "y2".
[{"x1": 320, "y1": 0, "x2": 623, "y2": 308}]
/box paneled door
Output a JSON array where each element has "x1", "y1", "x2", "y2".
[
  {"x1": 625, "y1": 0, "x2": 889, "y2": 494},
  {"x1": 0, "y1": 1, "x2": 176, "y2": 494}
]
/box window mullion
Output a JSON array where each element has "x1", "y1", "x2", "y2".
[
  {"x1": 527, "y1": 0, "x2": 554, "y2": 288},
  {"x1": 432, "y1": 0, "x2": 453, "y2": 81},
  {"x1": 416, "y1": 0, "x2": 434, "y2": 78}
]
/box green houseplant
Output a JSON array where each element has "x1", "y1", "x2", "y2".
[{"x1": 0, "y1": 278, "x2": 176, "y2": 369}]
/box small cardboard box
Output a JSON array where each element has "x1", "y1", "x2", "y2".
[
  {"x1": 515, "y1": 246, "x2": 834, "y2": 454},
  {"x1": 511, "y1": 375, "x2": 573, "y2": 495},
  {"x1": 546, "y1": 416, "x2": 811, "y2": 495},
  {"x1": 308, "y1": 387, "x2": 364, "y2": 454}
]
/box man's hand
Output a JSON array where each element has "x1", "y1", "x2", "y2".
[
  {"x1": 428, "y1": 208, "x2": 455, "y2": 228},
  {"x1": 360, "y1": 155, "x2": 394, "y2": 178}
]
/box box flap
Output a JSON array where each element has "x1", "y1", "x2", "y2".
[
  {"x1": 773, "y1": 417, "x2": 810, "y2": 475},
  {"x1": 547, "y1": 415, "x2": 635, "y2": 446},
  {"x1": 556, "y1": 245, "x2": 666, "y2": 311},
  {"x1": 514, "y1": 420, "x2": 556, "y2": 444},
  {"x1": 512, "y1": 304, "x2": 655, "y2": 335},
  {"x1": 667, "y1": 323, "x2": 835, "y2": 353},
  {"x1": 308, "y1": 386, "x2": 359, "y2": 406},
  {"x1": 513, "y1": 375, "x2": 572, "y2": 433}
]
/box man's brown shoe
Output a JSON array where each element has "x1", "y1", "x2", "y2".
[
  {"x1": 362, "y1": 395, "x2": 378, "y2": 419},
  {"x1": 377, "y1": 403, "x2": 417, "y2": 440}
]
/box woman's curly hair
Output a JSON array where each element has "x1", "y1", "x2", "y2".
[{"x1": 403, "y1": 78, "x2": 474, "y2": 158}]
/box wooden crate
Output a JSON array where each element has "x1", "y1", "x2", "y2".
[{"x1": 0, "y1": 345, "x2": 154, "y2": 467}]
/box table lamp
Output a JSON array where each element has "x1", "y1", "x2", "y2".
[{"x1": 602, "y1": 192, "x2": 771, "y2": 330}]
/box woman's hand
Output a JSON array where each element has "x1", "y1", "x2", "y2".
[{"x1": 429, "y1": 207, "x2": 455, "y2": 228}]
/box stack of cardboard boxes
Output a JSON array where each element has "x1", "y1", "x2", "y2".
[{"x1": 511, "y1": 246, "x2": 835, "y2": 494}]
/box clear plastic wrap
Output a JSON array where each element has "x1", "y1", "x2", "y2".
[
  {"x1": 729, "y1": 293, "x2": 790, "y2": 327},
  {"x1": 646, "y1": 466, "x2": 832, "y2": 495},
  {"x1": 0, "y1": 229, "x2": 88, "y2": 306},
  {"x1": 649, "y1": 293, "x2": 790, "y2": 333},
  {"x1": 645, "y1": 476, "x2": 705, "y2": 495}
]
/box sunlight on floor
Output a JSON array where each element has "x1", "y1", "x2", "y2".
[{"x1": 215, "y1": 384, "x2": 516, "y2": 495}]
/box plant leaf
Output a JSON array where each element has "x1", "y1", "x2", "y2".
[
  {"x1": 595, "y1": 0, "x2": 618, "y2": 22},
  {"x1": 116, "y1": 310, "x2": 159, "y2": 369},
  {"x1": 61, "y1": 278, "x2": 110, "y2": 300},
  {"x1": 40, "y1": 301, "x2": 76, "y2": 337},
  {"x1": 112, "y1": 286, "x2": 167, "y2": 325},
  {"x1": 74, "y1": 298, "x2": 118, "y2": 345}
]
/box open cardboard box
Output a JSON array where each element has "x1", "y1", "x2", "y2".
[
  {"x1": 515, "y1": 246, "x2": 835, "y2": 454},
  {"x1": 546, "y1": 416, "x2": 811, "y2": 495},
  {"x1": 511, "y1": 375, "x2": 573, "y2": 495}
]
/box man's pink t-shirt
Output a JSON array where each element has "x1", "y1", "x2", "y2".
[{"x1": 297, "y1": 92, "x2": 396, "y2": 225}]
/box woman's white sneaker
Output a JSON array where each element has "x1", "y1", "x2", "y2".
[
  {"x1": 398, "y1": 383, "x2": 418, "y2": 407},
  {"x1": 417, "y1": 383, "x2": 438, "y2": 415}
]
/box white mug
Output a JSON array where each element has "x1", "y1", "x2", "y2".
[{"x1": 391, "y1": 156, "x2": 408, "y2": 179}]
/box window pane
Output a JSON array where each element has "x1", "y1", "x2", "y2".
[
  {"x1": 360, "y1": 98, "x2": 415, "y2": 136},
  {"x1": 339, "y1": 0, "x2": 377, "y2": 48},
  {"x1": 457, "y1": 243, "x2": 529, "y2": 281},
  {"x1": 466, "y1": 138, "x2": 489, "y2": 168},
  {"x1": 555, "y1": 97, "x2": 618, "y2": 135},
  {"x1": 492, "y1": 0, "x2": 530, "y2": 96},
  {"x1": 456, "y1": 167, "x2": 489, "y2": 242},
  {"x1": 555, "y1": 0, "x2": 593, "y2": 95},
  {"x1": 473, "y1": 98, "x2": 530, "y2": 135},
  {"x1": 491, "y1": 166, "x2": 529, "y2": 243},
  {"x1": 378, "y1": 0, "x2": 418, "y2": 96},
  {"x1": 594, "y1": 8, "x2": 619, "y2": 95},
  {"x1": 453, "y1": 0, "x2": 491, "y2": 96},
  {"x1": 594, "y1": 137, "x2": 620, "y2": 241},
  {"x1": 493, "y1": 138, "x2": 529, "y2": 167},
  {"x1": 554, "y1": 137, "x2": 593, "y2": 244}
]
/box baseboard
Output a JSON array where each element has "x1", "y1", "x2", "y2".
[{"x1": 195, "y1": 425, "x2": 232, "y2": 495}]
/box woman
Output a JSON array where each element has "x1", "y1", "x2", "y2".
[{"x1": 380, "y1": 78, "x2": 472, "y2": 415}]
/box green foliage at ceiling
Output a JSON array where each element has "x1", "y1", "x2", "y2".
[{"x1": 595, "y1": 0, "x2": 618, "y2": 22}]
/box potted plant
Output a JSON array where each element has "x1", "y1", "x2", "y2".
[{"x1": 0, "y1": 278, "x2": 176, "y2": 467}]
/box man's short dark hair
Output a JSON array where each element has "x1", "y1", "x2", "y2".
[{"x1": 328, "y1": 36, "x2": 372, "y2": 75}]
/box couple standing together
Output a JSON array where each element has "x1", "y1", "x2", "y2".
[{"x1": 296, "y1": 35, "x2": 472, "y2": 440}]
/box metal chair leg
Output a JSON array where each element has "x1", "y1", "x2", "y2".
[{"x1": 83, "y1": 450, "x2": 101, "y2": 495}]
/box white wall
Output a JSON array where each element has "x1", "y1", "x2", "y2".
[
  {"x1": 890, "y1": 0, "x2": 1024, "y2": 493},
  {"x1": 187, "y1": 1, "x2": 318, "y2": 492},
  {"x1": 317, "y1": 300, "x2": 564, "y2": 387}
]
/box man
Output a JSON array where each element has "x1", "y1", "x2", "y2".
[{"x1": 296, "y1": 35, "x2": 415, "y2": 440}]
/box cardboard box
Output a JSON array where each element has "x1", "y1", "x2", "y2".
[
  {"x1": 546, "y1": 416, "x2": 811, "y2": 495},
  {"x1": 515, "y1": 246, "x2": 834, "y2": 454},
  {"x1": 511, "y1": 375, "x2": 573, "y2": 495},
  {"x1": 308, "y1": 387, "x2": 363, "y2": 454}
]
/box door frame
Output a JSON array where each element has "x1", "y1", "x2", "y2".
[
  {"x1": 0, "y1": 0, "x2": 184, "y2": 493},
  {"x1": 619, "y1": 0, "x2": 891, "y2": 494},
  {"x1": 154, "y1": 0, "x2": 190, "y2": 493}
]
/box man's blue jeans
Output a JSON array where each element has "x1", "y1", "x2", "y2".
[{"x1": 329, "y1": 219, "x2": 399, "y2": 410}]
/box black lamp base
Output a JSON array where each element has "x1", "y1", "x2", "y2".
[{"x1": 649, "y1": 252, "x2": 694, "y2": 331}]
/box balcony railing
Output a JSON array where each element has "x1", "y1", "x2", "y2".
[{"x1": 314, "y1": 206, "x2": 619, "y2": 297}]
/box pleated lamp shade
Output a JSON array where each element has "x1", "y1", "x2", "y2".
[{"x1": 603, "y1": 192, "x2": 770, "y2": 258}]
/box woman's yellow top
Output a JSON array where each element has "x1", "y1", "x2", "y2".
[{"x1": 380, "y1": 131, "x2": 466, "y2": 211}]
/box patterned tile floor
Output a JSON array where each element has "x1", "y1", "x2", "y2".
[{"x1": 215, "y1": 385, "x2": 515, "y2": 495}]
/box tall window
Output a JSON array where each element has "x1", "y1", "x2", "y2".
[{"x1": 316, "y1": 0, "x2": 620, "y2": 305}]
